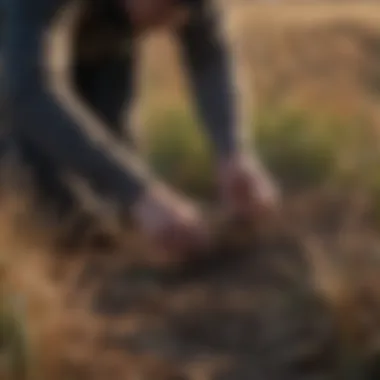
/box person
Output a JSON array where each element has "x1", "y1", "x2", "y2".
[{"x1": 1, "y1": 0, "x2": 279, "y2": 260}]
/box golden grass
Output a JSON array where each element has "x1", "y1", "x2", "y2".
[
  {"x1": 138, "y1": 2, "x2": 380, "y2": 120},
  {"x1": 228, "y1": 2, "x2": 380, "y2": 26},
  {"x1": 2, "y1": 2, "x2": 380, "y2": 379}
]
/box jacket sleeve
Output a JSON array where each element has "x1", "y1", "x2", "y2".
[{"x1": 176, "y1": 1, "x2": 242, "y2": 157}]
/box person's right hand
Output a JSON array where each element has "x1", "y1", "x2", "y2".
[{"x1": 131, "y1": 184, "x2": 211, "y2": 267}]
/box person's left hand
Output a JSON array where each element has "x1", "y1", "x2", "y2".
[{"x1": 217, "y1": 152, "x2": 280, "y2": 223}]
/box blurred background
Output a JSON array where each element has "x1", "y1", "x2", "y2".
[{"x1": 2, "y1": 1, "x2": 380, "y2": 379}]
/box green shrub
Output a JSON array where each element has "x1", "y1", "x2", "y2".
[
  {"x1": 0, "y1": 294, "x2": 31, "y2": 380},
  {"x1": 144, "y1": 106, "x2": 378, "y2": 197},
  {"x1": 255, "y1": 108, "x2": 338, "y2": 190},
  {"x1": 145, "y1": 108, "x2": 215, "y2": 200}
]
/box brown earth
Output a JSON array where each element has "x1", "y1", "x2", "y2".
[{"x1": 3, "y1": 2, "x2": 380, "y2": 380}]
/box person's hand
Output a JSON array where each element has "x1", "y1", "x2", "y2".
[
  {"x1": 131, "y1": 184, "x2": 211, "y2": 266},
  {"x1": 218, "y1": 153, "x2": 280, "y2": 223}
]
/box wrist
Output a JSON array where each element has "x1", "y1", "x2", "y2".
[
  {"x1": 214, "y1": 133, "x2": 253, "y2": 164},
  {"x1": 216, "y1": 147, "x2": 251, "y2": 167}
]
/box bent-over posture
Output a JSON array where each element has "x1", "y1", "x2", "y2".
[{"x1": 1, "y1": 0, "x2": 278, "y2": 257}]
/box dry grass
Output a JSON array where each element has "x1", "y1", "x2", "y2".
[
  {"x1": 138, "y1": 2, "x2": 380, "y2": 117},
  {"x1": 2, "y1": 2, "x2": 380, "y2": 380}
]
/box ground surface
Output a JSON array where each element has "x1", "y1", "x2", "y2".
[{"x1": 2, "y1": 2, "x2": 380, "y2": 380}]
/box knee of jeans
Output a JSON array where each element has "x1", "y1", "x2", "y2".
[
  {"x1": 17, "y1": 138, "x2": 76, "y2": 208},
  {"x1": 3, "y1": 63, "x2": 42, "y2": 106}
]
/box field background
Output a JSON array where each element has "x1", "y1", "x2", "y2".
[{"x1": 3, "y1": 1, "x2": 380, "y2": 380}]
